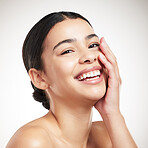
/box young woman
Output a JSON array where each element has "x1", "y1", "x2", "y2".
[{"x1": 6, "y1": 11, "x2": 137, "y2": 148}]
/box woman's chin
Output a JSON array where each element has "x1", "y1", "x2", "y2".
[
  {"x1": 90, "y1": 93, "x2": 105, "y2": 102},
  {"x1": 83, "y1": 88, "x2": 106, "y2": 103},
  {"x1": 86, "y1": 85, "x2": 106, "y2": 99}
]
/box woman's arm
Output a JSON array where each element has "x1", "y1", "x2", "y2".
[
  {"x1": 95, "y1": 37, "x2": 138, "y2": 148},
  {"x1": 102, "y1": 112, "x2": 137, "y2": 148}
]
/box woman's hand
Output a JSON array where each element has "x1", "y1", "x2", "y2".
[
  {"x1": 94, "y1": 37, "x2": 122, "y2": 119},
  {"x1": 94, "y1": 37, "x2": 138, "y2": 148}
]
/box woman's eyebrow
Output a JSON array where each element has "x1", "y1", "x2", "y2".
[
  {"x1": 53, "y1": 34, "x2": 99, "y2": 51},
  {"x1": 53, "y1": 38, "x2": 76, "y2": 50},
  {"x1": 85, "y1": 34, "x2": 99, "y2": 40}
]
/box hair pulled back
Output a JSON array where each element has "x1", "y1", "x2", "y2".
[{"x1": 22, "y1": 11, "x2": 91, "y2": 110}]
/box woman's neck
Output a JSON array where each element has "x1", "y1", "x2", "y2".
[{"x1": 49, "y1": 97, "x2": 94, "y2": 147}]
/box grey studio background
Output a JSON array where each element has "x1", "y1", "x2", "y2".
[{"x1": 0, "y1": 0, "x2": 148, "y2": 147}]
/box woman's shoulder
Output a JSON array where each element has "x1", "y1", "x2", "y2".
[
  {"x1": 6, "y1": 117, "x2": 53, "y2": 148},
  {"x1": 89, "y1": 121, "x2": 112, "y2": 148},
  {"x1": 92, "y1": 121, "x2": 108, "y2": 132}
]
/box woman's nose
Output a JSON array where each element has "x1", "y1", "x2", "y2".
[{"x1": 79, "y1": 51, "x2": 98, "y2": 64}]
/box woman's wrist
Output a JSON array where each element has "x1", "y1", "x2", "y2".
[
  {"x1": 102, "y1": 111, "x2": 125, "y2": 132},
  {"x1": 102, "y1": 112, "x2": 138, "y2": 148},
  {"x1": 100, "y1": 107, "x2": 122, "y2": 122},
  {"x1": 103, "y1": 110, "x2": 123, "y2": 120}
]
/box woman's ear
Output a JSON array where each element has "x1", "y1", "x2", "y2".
[{"x1": 29, "y1": 68, "x2": 49, "y2": 90}]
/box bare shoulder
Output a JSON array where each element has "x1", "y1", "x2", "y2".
[
  {"x1": 6, "y1": 119, "x2": 52, "y2": 148},
  {"x1": 90, "y1": 121, "x2": 112, "y2": 148},
  {"x1": 92, "y1": 121, "x2": 108, "y2": 133}
]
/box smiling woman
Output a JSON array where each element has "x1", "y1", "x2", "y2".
[{"x1": 6, "y1": 11, "x2": 137, "y2": 148}]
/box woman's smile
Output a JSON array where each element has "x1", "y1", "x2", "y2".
[{"x1": 74, "y1": 66, "x2": 103, "y2": 85}]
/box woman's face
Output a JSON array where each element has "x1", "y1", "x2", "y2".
[{"x1": 41, "y1": 18, "x2": 106, "y2": 104}]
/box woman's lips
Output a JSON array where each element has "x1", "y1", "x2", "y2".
[
  {"x1": 74, "y1": 66, "x2": 103, "y2": 85},
  {"x1": 75, "y1": 66, "x2": 102, "y2": 78},
  {"x1": 80, "y1": 73, "x2": 103, "y2": 85}
]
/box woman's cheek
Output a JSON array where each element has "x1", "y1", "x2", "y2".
[{"x1": 55, "y1": 58, "x2": 76, "y2": 77}]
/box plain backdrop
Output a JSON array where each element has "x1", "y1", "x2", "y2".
[{"x1": 0, "y1": 0, "x2": 148, "y2": 147}]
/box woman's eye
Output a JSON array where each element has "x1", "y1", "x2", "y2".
[
  {"x1": 61, "y1": 50, "x2": 73, "y2": 55},
  {"x1": 89, "y1": 43, "x2": 100, "y2": 49}
]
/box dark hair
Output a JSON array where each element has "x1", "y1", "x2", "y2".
[{"x1": 22, "y1": 11, "x2": 92, "y2": 110}]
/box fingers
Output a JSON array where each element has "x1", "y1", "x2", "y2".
[
  {"x1": 99, "y1": 53, "x2": 115, "y2": 79},
  {"x1": 99, "y1": 37, "x2": 117, "y2": 65},
  {"x1": 99, "y1": 37, "x2": 121, "y2": 85}
]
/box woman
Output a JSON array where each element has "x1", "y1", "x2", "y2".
[{"x1": 6, "y1": 11, "x2": 137, "y2": 148}]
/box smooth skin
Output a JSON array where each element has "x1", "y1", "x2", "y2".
[{"x1": 6, "y1": 19, "x2": 137, "y2": 148}]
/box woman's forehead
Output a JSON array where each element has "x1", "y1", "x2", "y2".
[{"x1": 44, "y1": 18, "x2": 94, "y2": 48}]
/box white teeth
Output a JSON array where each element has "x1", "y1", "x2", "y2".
[
  {"x1": 90, "y1": 71, "x2": 93, "y2": 77},
  {"x1": 80, "y1": 76, "x2": 83, "y2": 80},
  {"x1": 85, "y1": 76, "x2": 100, "y2": 81},
  {"x1": 78, "y1": 70, "x2": 101, "y2": 81},
  {"x1": 94, "y1": 71, "x2": 97, "y2": 76},
  {"x1": 86, "y1": 73, "x2": 90, "y2": 77},
  {"x1": 83, "y1": 74, "x2": 87, "y2": 79},
  {"x1": 96, "y1": 70, "x2": 100, "y2": 76}
]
